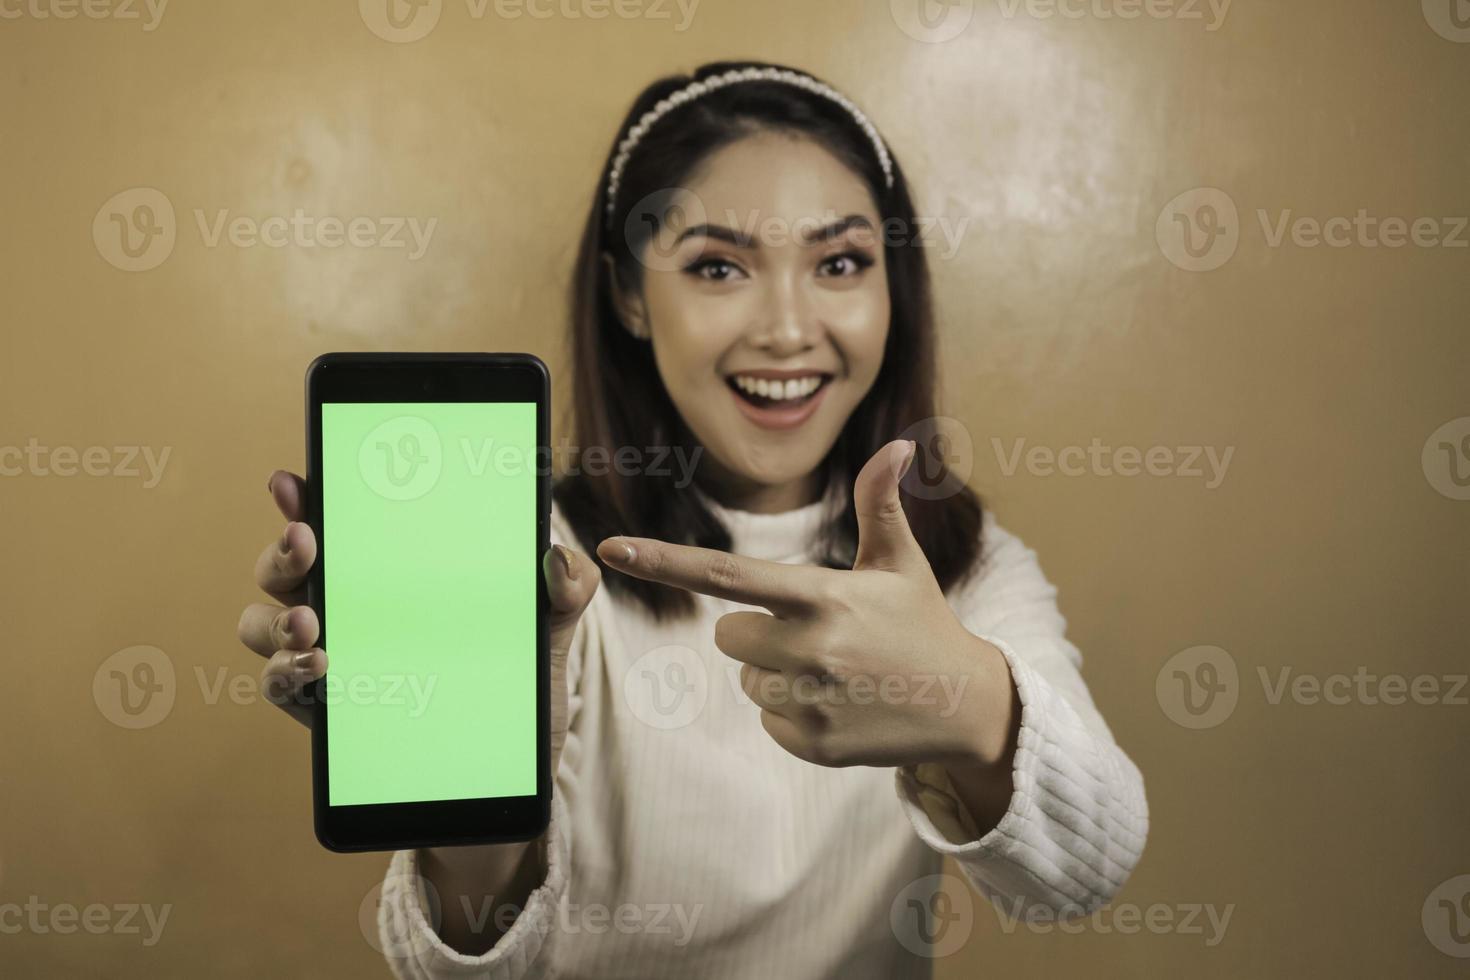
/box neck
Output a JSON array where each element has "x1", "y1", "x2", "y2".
[{"x1": 695, "y1": 459, "x2": 824, "y2": 514}]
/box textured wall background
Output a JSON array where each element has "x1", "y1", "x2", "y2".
[{"x1": 1, "y1": 0, "x2": 1467, "y2": 976}]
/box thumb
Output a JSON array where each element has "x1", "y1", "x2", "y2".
[
  {"x1": 544, "y1": 544, "x2": 601, "y2": 663},
  {"x1": 852, "y1": 439, "x2": 924, "y2": 573}
]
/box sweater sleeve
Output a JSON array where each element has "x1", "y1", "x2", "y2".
[
  {"x1": 376, "y1": 507, "x2": 595, "y2": 979},
  {"x1": 893, "y1": 513, "x2": 1149, "y2": 915}
]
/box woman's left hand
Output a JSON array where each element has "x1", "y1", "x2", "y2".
[{"x1": 596, "y1": 439, "x2": 1018, "y2": 772}]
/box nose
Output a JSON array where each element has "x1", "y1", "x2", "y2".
[{"x1": 748, "y1": 276, "x2": 817, "y2": 355}]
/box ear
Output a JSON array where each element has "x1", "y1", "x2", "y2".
[{"x1": 602, "y1": 253, "x2": 650, "y2": 341}]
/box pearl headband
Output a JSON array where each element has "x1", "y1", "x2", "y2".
[{"x1": 604, "y1": 66, "x2": 895, "y2": 227}]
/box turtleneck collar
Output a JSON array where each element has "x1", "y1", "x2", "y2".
[{"x1": 691, "y1": 481, "x2": 847, "y2": 564}]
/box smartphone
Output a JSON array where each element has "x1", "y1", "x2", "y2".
[{"x1": 304, "y1": 352, "x2": 550, "y2": 852}]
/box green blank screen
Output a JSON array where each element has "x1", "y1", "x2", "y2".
[{"x1": 322, "y1": 402, "x2": 536, "y2": 806}]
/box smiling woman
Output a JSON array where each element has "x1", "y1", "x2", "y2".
[
  {"x1": 319, "y1": 60, "x2": 1150, "y2": 979},
  {"x1": 555, "y1": 62, "x2": 986, "y2": 621}
]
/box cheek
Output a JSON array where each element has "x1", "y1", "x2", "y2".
[
  {"x1": 819, "y1": 284, "x2": 890, "y2": 388},
  {"x1": 643, "y1": 275, "x2": 751, "y2": 387}
]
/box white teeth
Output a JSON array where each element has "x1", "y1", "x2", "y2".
[
  {"x1": 731, "y1": 375, "x2": 822, "y2": 400},
  {"x1": 731, "y1": 374, "x2": 825, "y2": 401}
]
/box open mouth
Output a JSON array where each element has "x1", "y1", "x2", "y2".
[{"x1": 724, "y1": 372, "x2": 834, "y2": 410}]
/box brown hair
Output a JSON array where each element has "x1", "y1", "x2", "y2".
[{"x1": 553, "y1": 60, "x2": 983, "y2": 620}]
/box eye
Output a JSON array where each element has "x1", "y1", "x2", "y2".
[
  {"x1": 817, "y1": 252, "x2": 874, "y2": 278},
  {"x1": 685, "y1": 257, "x2": 747, "y2": 282}
]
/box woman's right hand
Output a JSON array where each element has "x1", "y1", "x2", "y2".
[{"x1": 236, "y1": 469, "x2": 601, "y2": 778}]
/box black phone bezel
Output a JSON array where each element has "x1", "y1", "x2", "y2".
[{"x1": 304, "y1": 352, "x2": 551, "y2": 853}]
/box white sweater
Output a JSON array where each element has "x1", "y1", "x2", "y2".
[{"x1": 377, "y1": 493, "x2": 1148, "y2": 979}]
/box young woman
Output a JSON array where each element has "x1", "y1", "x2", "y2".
[{"x1": 240, "y1": 61, "x2": 1147, "y2": 979}]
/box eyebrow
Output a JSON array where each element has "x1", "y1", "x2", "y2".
[{"x1": 674, "y1": 213, "x2": 876, "y2": 249}]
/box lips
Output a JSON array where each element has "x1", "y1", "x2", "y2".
[{"x1": 725, "y1": 371, "x2": 834, "y2": 431}]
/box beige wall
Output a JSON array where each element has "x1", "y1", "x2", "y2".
[{"x1": 2, "y1": 1, "x2": 1467, "y2": 976}]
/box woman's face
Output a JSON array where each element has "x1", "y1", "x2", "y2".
[{"x1": 622, "y1": 131, "x2": 891, "y2": 508}]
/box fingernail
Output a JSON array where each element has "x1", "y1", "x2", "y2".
[
  {"x1": 279, "y1": 522, "x2": 293, "y2": 555},
  {"x1": 292, "y1": 650, "x2": 319, "y2": 677},
  {"x1": 897, "y1": 440, "x2": 917, "y2": 482},
  {"x1": 605, "y1": 538, "x2": 636, "y2": 564},
  {"x1": 266, "y1": 473, "x2": 275, "y2": 495},
  {"x1": 554, "y1": 544, "x2": 578, "y2": 581}
]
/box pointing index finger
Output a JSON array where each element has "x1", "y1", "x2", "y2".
[{"x1": 597, "y1": 536, "x2": 819, "y2": 615}]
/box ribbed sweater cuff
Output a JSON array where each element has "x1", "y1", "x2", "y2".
[
  {"x1": 895, "y1": 637, "x2": 1148, "y2": 912},
  {"x1": 378, "y1": 792, "x2": 571, "y2": 979}
]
